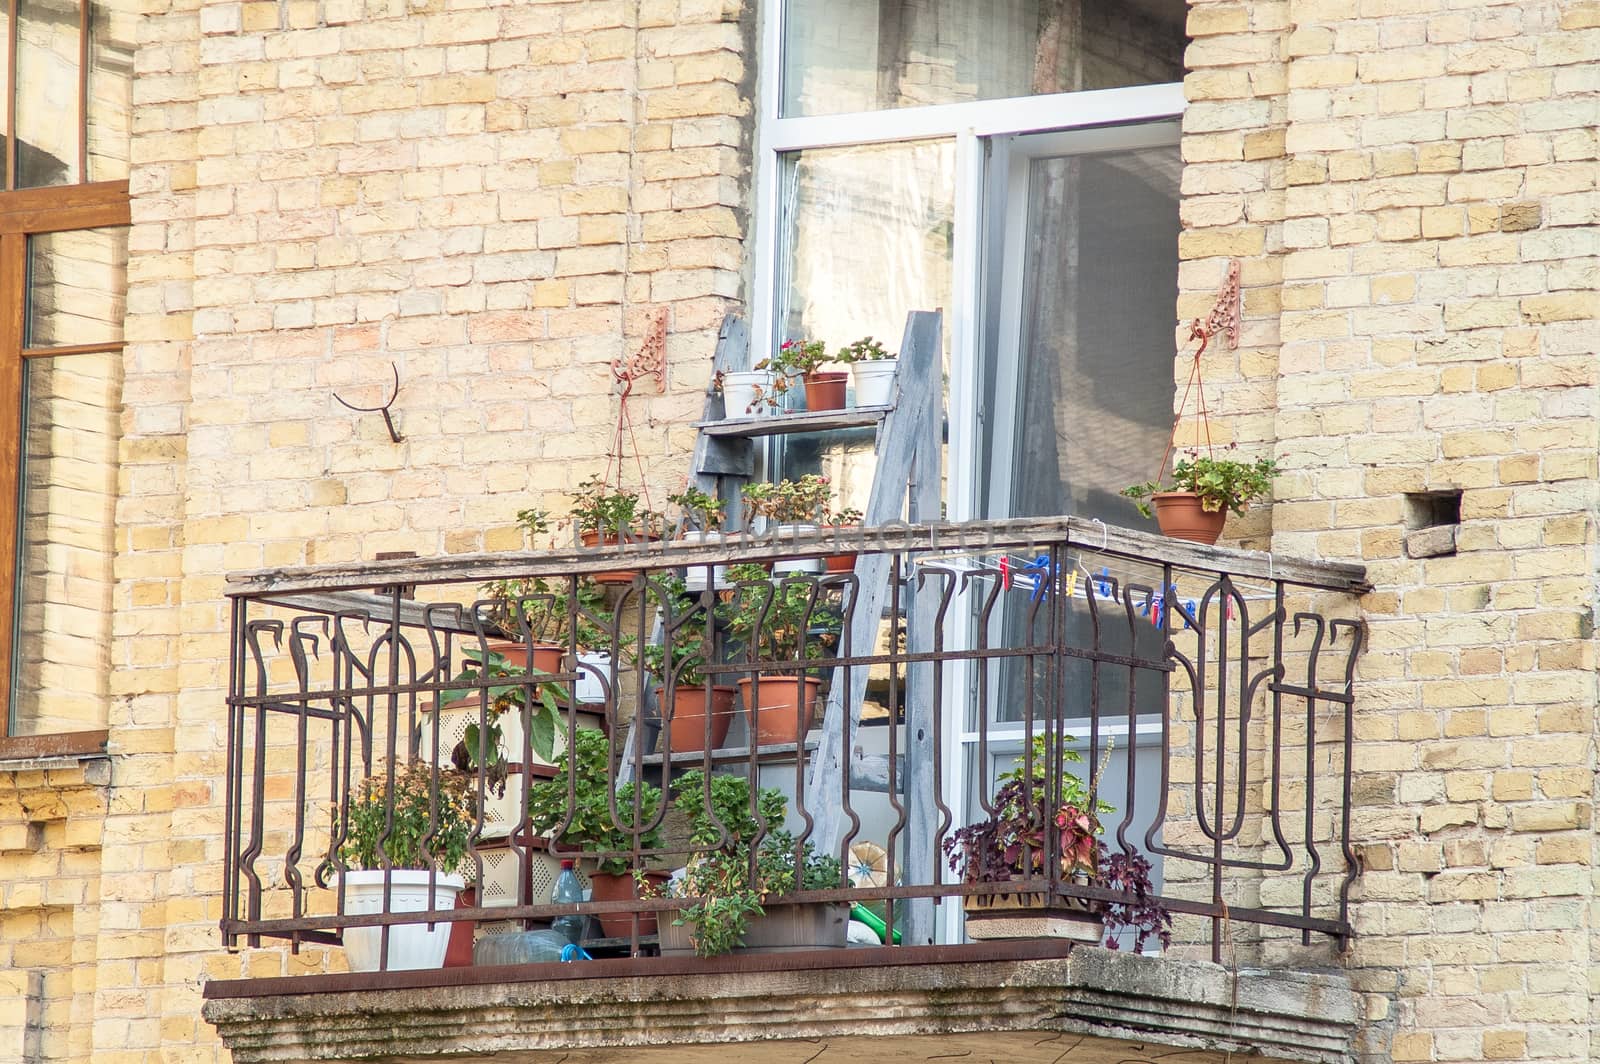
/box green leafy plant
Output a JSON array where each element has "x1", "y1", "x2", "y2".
[
  {"x1": 766, "y1": 337, "x2": 832, "y2": 377},
  {"x1": 668, "y1": 486, "x2": 726, "y2": 533},
  {"x1": 828, "y1": 506, "x2": 863, "y2": 527},
  {"x1": 832, "y1": 336, "x2": 893, "y2": 363},
  {"x1": 526, "y1": 729, "x2": 663, "y2": 877},
  {"x1": 724, "y1": 564, "x2": 839, "y2": 665},
  {"x1": 1120, "y1": 448, "x2": 1279, "y2": 518},
  {"x1": 638, "y1": 575, "x2": 722, "y2": 687},
  {"x1": 944, "y1": 735, "x2": 1111, "y2": 885},
  {"x1": 570, "y1": 474, "x2": 664, "y2": 538},
  {"x1": 341, "y1": 761, "x2": 476, "y2": 875},
  {"x1": 479, "y1": 577, "x2": 616, "y2": 649},
  {"x1": 741, "y1": 475, "x2": 832, "y2": 526},
  {"x1": 651, "y1": 771, "x2": 842, "y2": 957},
  {"x1": 942, "y1": 736, "x2": 1169, "y2": 951},
  {"x1": 440, "y1": 649, "x2": 567, "y2": 780}
]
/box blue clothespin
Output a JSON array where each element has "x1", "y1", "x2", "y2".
[
  {"x1": 560, "y1": 943, "x2": 592, "y2": 962},
  {"x1": 1184, "y1": 600, "x2": 1196, "y2": 629},
  {"x1": 1097, "y1": 567, "x2": 1112, "y2": 597},
  {"x1": 1020, "y1": 555, "x2": 1052, "y2": 601}
]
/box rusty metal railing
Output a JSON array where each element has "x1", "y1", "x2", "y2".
[{"x1": 220, "y1": 518, "x2": 1366, "y2": 979}]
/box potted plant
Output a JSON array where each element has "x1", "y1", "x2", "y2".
[
  {"x1": 569, "y1": 474, "x2": 664, "y2": 583},
  {"x1": 526, "y1": 729, "x2": 666, "y2": 938},
  {"x1": 823, "y1": 505, "x2": 863, "y2": 574},
  {"x1": 669, "y1": 486, "x2": 731, "y2": 592},
  {"x1": 653, "y1": 770, "x2": 844, "y2": 957},
  {"x1": 488, "y1": 577, "x2": 620, "y2": 705},
  {"x1": 1120, "y1": 447, "x2": 1279, "y2": 545},
  {"x1": 724, "y1": 563, "x2": 837, "y2": 747},
  {"x1": 644, "y1": 576, "x2": 737, "y2": 753},
  {"x1": 741, "y1": 474, "x2": 832, "y2": 575},
  {"x1": 339, "y1": 761, "x2": 475, "y2": 972},
  {"x1": 833, "y1": 335, "x2": 897, "y2": 407},
  {"x1": 716, "y1": 364, "x2": 787, "y2": 418},
  {"x1": 770, "y1": 337, "x2": 846, "y2": 412},
  {"x1": 944, "y1": 736, "x2": 1170, "y2": 951}
]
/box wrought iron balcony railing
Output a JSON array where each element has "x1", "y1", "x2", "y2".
[{"x1": 221, "y1": 517, "x2": 1366, "y2": 982}]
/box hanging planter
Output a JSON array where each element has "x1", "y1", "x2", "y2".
[
  {"x1": 1148, "y1": 492, "x2": 1228, "y2": 545},
  {"x1": 1120, "y1": 260, "x2": 1276, "y2": 544}
]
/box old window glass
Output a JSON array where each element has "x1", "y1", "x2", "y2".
[
  {"x1": 17, "y1": 0, "x2": 81, "y2": 187},
  {"x1": 10, "y1": 351, "x2": 123, "y2": 736},
  {"x1": 782, "y1": 0, "x2": 1187, "y2": 118},
  {"x1": 26, "y1": 226, "x2": 129, "y2": 347}
]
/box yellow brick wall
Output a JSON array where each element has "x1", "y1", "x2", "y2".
[
  {"x1": 1183, "y1": 1, "x2": 1598, "y2": 1061},
  {"x1": 0, "y1": 1, "x2": 753, "y2": 1062},
  {"x1": 4, "y1": 0, "x2": 1596, "y2": 1062}
]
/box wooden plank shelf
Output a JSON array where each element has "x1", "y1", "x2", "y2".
[
  {"x1": 639, "y1": 739, "x2": 816, "y2": 769},
  {"x1": 694, "y1": 406, "x2": 891, "y2": 439}
]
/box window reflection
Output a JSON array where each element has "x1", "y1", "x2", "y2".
[
  {"x1": 782, "y1": 0, "x2": 1188, "y2": 118},
  {"x1": 26, "y1": 227, "x2": 129, "y2": 347},
  {"x1": 11, "y1": 0, "x2": 133, "y2": 188},
  {"x1": 11, "y1": 352, "x2": 123, "y2": 736}
]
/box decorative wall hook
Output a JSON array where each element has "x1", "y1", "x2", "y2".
[{"x1": 333, "y1": 363, "x2": 403, "y2": 443}]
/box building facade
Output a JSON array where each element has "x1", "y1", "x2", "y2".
[{"x1": 1, "y1": 0, "x2": 1597, "y2": 1062}]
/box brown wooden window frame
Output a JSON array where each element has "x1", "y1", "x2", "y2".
[{"x1": 0, "y1": 179, "x2": 128, "y2": 758}]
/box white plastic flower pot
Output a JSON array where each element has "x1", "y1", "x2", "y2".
[
  {"x1": 341, "y1": 870, "x2": 464, "y2": 973},
  {"x1": 681, "y1": 529, "x2": 731, "y2": 591},
  {"x1": 721, "y1": 370, "x2": 776, "y2": 418},
  {"x1": 851, "y1": 359, "x2": 898, "y2": 407},
  {"x1": 771, "y1": 523, "x2": 824, "y2": 575},
  {"x1": 574, "y1": 650, "x2": 611, "y2": 705}
]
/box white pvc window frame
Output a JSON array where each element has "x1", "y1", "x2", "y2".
[
  {"x1": 751, "y1": 1, "x2": 1185, "y2": 526},
  {"x1": 750, "y1": 0, "x2": 1188, "y2": 943}
]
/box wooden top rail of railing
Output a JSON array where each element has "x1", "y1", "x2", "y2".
[{"x1": 225, "y1": 516, "x2": 1371, "y2": 597}]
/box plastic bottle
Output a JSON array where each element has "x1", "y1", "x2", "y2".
[{"x1": 550, "y1": 860, "x2": 586, "y2": 945}]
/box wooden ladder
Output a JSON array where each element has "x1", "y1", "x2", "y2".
[{"x1": 624, "y1": 308, "x2": 947, "y2": 944}]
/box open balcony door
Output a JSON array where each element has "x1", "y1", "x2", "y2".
[{"x1": 943, "y1": 121, "x2": 1182, "y2": 945}]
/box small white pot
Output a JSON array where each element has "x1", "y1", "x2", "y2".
[
  {"x1": 721, "y1": 370, "x2": 776, "y2": 418},
  {"x1": 574, "y1": 650, "x2": 611, "y2": 705},
  {"x1": 851, "y1": 359, "x2": 898, "y2": 407},
  {"x1": 771, "y1": 523, "x2": 824, "y2": 575},
  {"x1": 681, "y1": 529, "x2": 731, "y2": 591},
  {"x1": 342, "y1": 869, "x2": 464, "y2": 973}
]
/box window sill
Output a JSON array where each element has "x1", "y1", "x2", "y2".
[{"x1": 0, "y1": 729, "x2": 109, "y2": 763}]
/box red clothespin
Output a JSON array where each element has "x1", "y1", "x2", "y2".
[{"x1": 998, "y1": 556, "x2": 1011, "y2": 589}]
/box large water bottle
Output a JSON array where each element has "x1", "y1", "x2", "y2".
[{"x1": 550, "y1": 860, "x2": 586, "y2": 945}]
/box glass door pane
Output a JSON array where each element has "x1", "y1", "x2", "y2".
[
  {"x1": 980, "y1": 127, "x2": 1181, "y2": 525},
  {"x1": 952, "y1": 127, "x2": 1181, "y2": 940}
]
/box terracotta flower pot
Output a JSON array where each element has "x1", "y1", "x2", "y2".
[
  {"x1": 580, "y1": 528, "x2": 640, "y2": 585},
  {"x1": 802, "y1": 371, "x2": 848, "y2": 412},
  {"x1": 588, "y1": 871, "x2": 668, "y2": 939},
  {"x1": 1150, "y1": 491, "x2": 1227, "y2": 545},
  {"x1": 665, "y1": 684, "x2": 737, "y2": 753},
  {"x1": 737, "y1": 674, "x2": 822, "y2": 746},
  {"x1": 484, "y1": 638, "x2": 564, "y2": 674},
  {"x1": 824, "y1": 524, "x2": 858, "y2": 573}
]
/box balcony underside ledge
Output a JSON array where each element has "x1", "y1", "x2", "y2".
[{"x1": 202, "y1": 948, "x2": 1359, "y2": 1064}]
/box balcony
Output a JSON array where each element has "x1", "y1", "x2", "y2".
[{"x1": 203, "y1": 518, "x2": 1368, "y2": 1063}]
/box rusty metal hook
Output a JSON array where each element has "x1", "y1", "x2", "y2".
[{"x1": 332, "y1": 362, "x2": 403, "y2": 442}]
